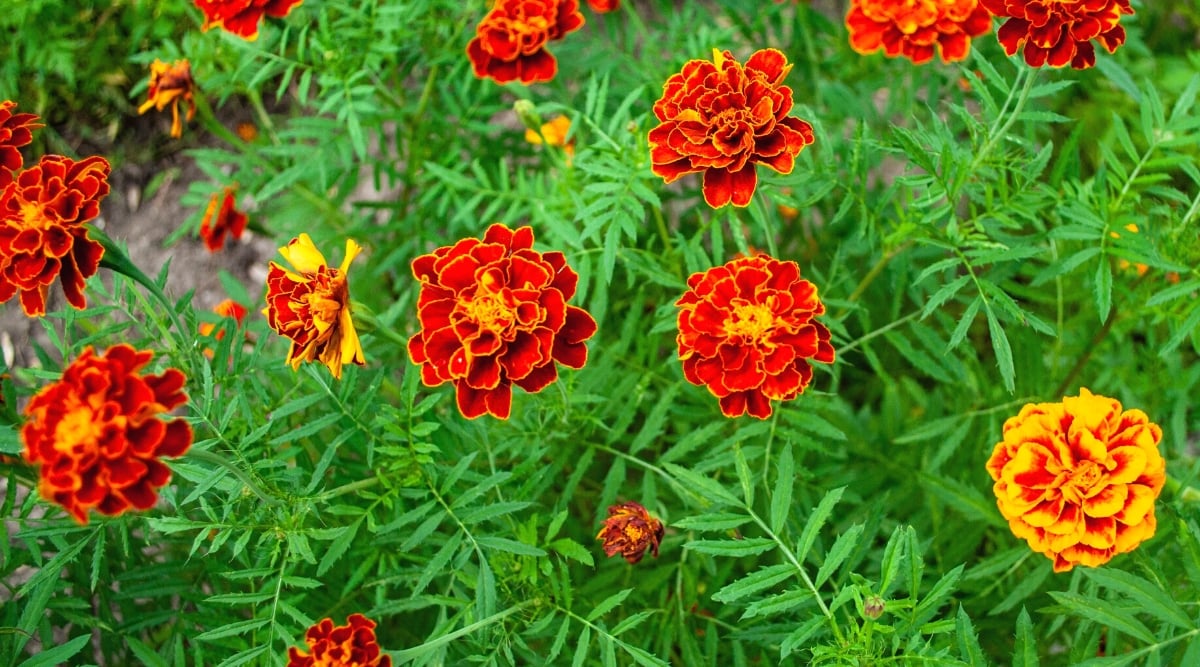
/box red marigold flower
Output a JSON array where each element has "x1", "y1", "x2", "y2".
[
  {"x1": 0, "y1": 154, "x2": 111, "y2": 317},
  {"x1": 597, "y1": 501, "x2": 664, "y2": 564},
  {"x1": 264, "y1": 234, "x2": 365, "y2": 380},
  {"x1": 21, "y1": 345, "x2": 192, "y2": 524},
  {"x1": 986, "y1": 388, "x2": 1166, "y2": 572},
  {"x1": 194, "y1": 0, "x2": 304, "y2": 41},
  {"x1": 676, "y1": 254, "x2": 834, "y2": 419},
  {"x1": 0, "y1": 100, "x2": 43, "y2": 176},
  {"x1": 466, "y1": 0, "x2": 585, "y2": 85},
  {"x1": 408, "y1": 223, "x2": 597, "y2": 420},
  {"x1": 199, "y1": 186, "x2": 248, "y2": 252},
  {"x1": 287, "y1": 613, "x2": 391, "y2": 667},
  {"x1": 137, "y1": 59, "x2": 197, "y2": 139},
  {"x1": 846, "y1": 0, "x2": 994, "y2": 64},
  {"x1": 648, "y1": 49, "x2": 815, "y2": 208},
  {"x1": 980, "y1": 0, "x2": 1133, "y2": 69},
  {"x1": 587, "y1": 0, "x2": 619, "y2": 12}
]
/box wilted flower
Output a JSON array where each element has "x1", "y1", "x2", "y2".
[
  {"x1": 648, "y1": 49, "x2": 815, "y2": 208},
  {"x1": 137, "y1": 59, "x2": 196, "y2": 139},
  {"x1": 986, "y1": 388, "x2": 1166, "y2": 572},
  {"x1": 199, "y1": 186, "x2": 248, "y2": 252},
  {"x1": 287, "y1": 613, "x2": 391, "y2": 667},
  {"x1": 597, "y1": 501, "x2": 664, "y2": 563},
  {"x1": 194, "y1": 0, "x2": 305, "y2": 40},
  {"x1": 263, "y1": 234, "x2": 365, "y2": 379},
  {"x1": 587, "y1": 0, "x2": 619, "y2": 11},
  {"x1": 0, "y1": 154, "x2": 111, "y2": 317},
  {"x1": 466, "y1": 0, "x2": 585, "y2": 84},
  {"x1": 846, "y1": 0, "x2": 993, "y2": 64},
  {"x1": 408, "y1": 223, "x2": 597, "y2": 420},
  {"x1": 21, "y1": 345, "x2": 192, "y2": 524},
  {"x1": 676, "y1": 254, "x2": 834, "y2": 418},
  {"x1": 525, "y1": 115, "x2": 575, "y2": 160},
  {"x1": 0, "y1": 100, "x2": 43, "y2": 176},
  {"x1": 980, "y1": 0, "x2": 1133, "y2": 69}
]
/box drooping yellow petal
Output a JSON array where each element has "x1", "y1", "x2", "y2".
[{"x1": 339, "y1": 238, "x2": 362, "y2": 274}]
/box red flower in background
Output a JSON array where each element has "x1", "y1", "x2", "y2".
[
  {"x1": 200, "y1": 299, "x2": 249, "y2": 341},
  {"x1": 648, "y1": 49, "x2": 815, "y2": 208},
  {"x1": 0, "y1": 100, "x2": 43, "y2": 177},
  {"x1": 846, "y1": 0, "x2": 993, "y2": 64},
  {"x1": 287, "y1": 613, "x2": 391, "y2": 667},
  {"x1": 200, "y1": 186, "x2": 248, "y2": 252},
  {"x1": 980, "y1": 0, "x2": 1133, "y2": 69},
  {"x1": 0, "y1": 154, "x2": 110, "y2": 317},
  {"x1": 137, "y1": 59, "x2": 197, "y2": 139},
  {"x1": 597, "y1": 501, "x2": 664, "y2": 564},
  {"x1": 676, "y1": 254, "x2": 834, "y2": 419},
  {"x1": 466, "y1": 0, "x2": 585, "y2": 84},
  {"x1": 194, "y1": 0, "x2": 304, "y2": 40},
  {"x1": 21, "y1": 345, "x2": 192, "y2": 524},
  {"x1": 587, "y1": 0, "x2": 619, "y2": 11},
  {"x1": 408, "y1": 223, "x2": 597, "y2": 420}
]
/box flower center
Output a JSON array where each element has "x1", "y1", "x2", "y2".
[
  {"x1": 464, "y1": 290, "x2": 516, "y2": 335},
  {"x1": 623, "y1": 522, "x2": 647, "y2": 543},
  {"x1": 18, "y1": 199, "x2": 51, "y2": 233},
  {"x1": 725, "y1": 302, "x2": 777, "y2": 342},
  {"x1": 54, "y1": 400, "x2": 103, "y2": 457},
  {"x1": 304, "y1": 272, "x2": 347, "y2": 335},
  {"x1": 1068, "y1": 460, "x2": 1102, "y2": 493}
]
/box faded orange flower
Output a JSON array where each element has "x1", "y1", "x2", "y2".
[
  {"x1": 597, "y1": 501, "x2": 664, "y2": 563},
  {"x1": 980, "y1": 0, "x2": 1133, "y2": 69},
  {"x1": 0, "y1": 100, "x2": 43, "y2": 177},
  {"x1": 986, "y1": 388, "x2": 1166, "y2": 572},
  {"x1": 199, "y1": 186, "x2": 248, "y2": 252},
  {"x1": 846, "y1": 0, "x2": 993, "y2": 64},
  {"x1": 287, "y1": 613, "x2": 391, "y2": 667},
  {"x1": 525, "y1": 115, "x2": 575, "y2": 160},
  {"x1": 194, "y1": 0, "x2": 304, "y2": 40},
  {"x1": 0, "y1": 154, "x2": 111, "y2": 317},
  {"x1": 263, "y1": 234, "x2": 365, "y2": 379},
  {"x1": 137, "y1": 59, "x2": 196, "y2": 139},
  {"x1": 21, "y1": 345, "x2": 192, "y2": 524}
]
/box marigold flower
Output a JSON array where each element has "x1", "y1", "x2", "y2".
[
  {"x1": 137, "y1": 59, "x2": 197, "y2": 139},
  {"x1": 676, "y1": 254, "x2": 834, "y2": 419},
  {"x1": 597, "y1": 501, "x2": 664, "y2": 563},
  {"x1": 525, "y1": 115, "x2": 575, "y2": 160},
  {"x1": 986, "y1": 388, "x2": 1166, "y2": 572},
  {"x1": 846, "y1": 0, "x2": 993, "y2": 64},
  {"x1": 466, "y1": 0, "x2": 585, "y2": 85},
  {"x1": 21, "y1": 345, "x2": 192, "y2": 524},
  {"x1": 587, "y1": 0, "x2": 619, "y2": 11},
  {"x1": 200, "y1": 299, "x2": 249, "y2": 348},
  {"x1": 263, "y1": 234, "x2": 365, "y2": 380},
  {"x1": 194, "y1": 0, "x2": 304, "y2": 40},
  {"x1": 0, "y1": 154, "x2": 110, "y2": 317},
  {"x1": 980, "y1": 0, "x2": 1133, "y2": 69},
  {"x1": 408, "y1": 223, "x2": 597, "y2": 420},
  {"x1": 649, "y1": 49, "x2": 815, "y2": 209},
  {"x1": 287, "y1": 613, "x2": 391, "y2": 667},
  {"x1": 199, "y1": 186, "x2": 248, "y2": 252},
  {"x1": 0, "y1": 100, "x2": 43, "y2": 176}
]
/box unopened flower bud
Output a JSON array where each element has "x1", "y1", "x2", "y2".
[
  {"x1": 862, "y1": 595, "x2": 885, "y2": 620},
  {"x1": 513, "y1": 99, "x2": 541, "y2": 132}
]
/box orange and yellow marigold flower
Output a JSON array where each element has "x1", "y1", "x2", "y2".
[
  {"x1": 194, "y1": 0, "x2": 304, "y2": 41},
  {"x1": 466, "y1": 0, "x2": 585, "y2": 84},
  {"x1": 846, "y1": 0, "x2": 994, "y2": 65},
  {"x1": 0, "y1": 100, "x2": 43, "y2": 177},
  {"x1": 21, "y1": 345, "x2": 192, "y2": 524},
  {"x1": 138, "y1": 59, "x2": 196, "y2": 139},
  {"x1": 287, "y1": 613, "x2": 391, "y2": 667},
  {"x1": 980, "y1": 0, "x2": 1133, "y2": 69},
  {"x1": 525, "y1": 115, "x2": 575, "y2": 159},
  {"x1": 263, "y1": 234, "x2": 365, "y2": 380},
  {"x1": 649, "y1": 49, "x2": 815, "y2": 209},
  {"x1": 676, "y1": 254, "x2": 834, "y2": 419},
  {"x1": 200, "y1": 186, "x2": 248, "y2": 252},
  {"x1": 986, "y1": 388, "x2": 1166, "y2": 572},
  {"x1": 597, "y1": 501, "x2": 664, "y2": 564},
  {"x1": 408, "y1": 223, "x2": 597, "y2": 420}
]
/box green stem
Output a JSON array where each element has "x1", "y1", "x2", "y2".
[
  {"x1": 186, "y1": 447, "x2": 283, "y2": 507},
  {"x1": 316, "y1": 476, "x2": 382, "y2": 501},
  {"x1": 91, "y1": 227, "x2": 189, "y2": 340},
  {"x1": 390, "y1": 601, "x2": 534, "y2": 662},
  {"x1": 839, "y1": 310, "x2": 921, "y2": 355},
  {"x1": 834, "y1": 241, "x2": 914, "y2": 319},
  {"x1": 1051, "y1": 270, "x2": 1149, "y2": 398}
]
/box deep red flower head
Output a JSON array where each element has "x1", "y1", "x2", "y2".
[
  {"x1": 980, "y1": 0, "x2": 1133, "y2": 69},
  {"x1": 137, "y1": 59, "x2": 197, "y2": 139},
  {"x1": 21, "y1": 345, "x2": 192, "y2": 524},
  {"x1": 676, "y1": 254, "x2": 834, "y2": 419},
  {"x1": 200, "y1": 186, "x2": 248, "y2": 252},
  {"x1": 466, "y1": 0, "x2": 585, "y2": 84},
  {"x1": 194, "y1": 0, "x2": 304, "y2": 40},
  {"x1": 587, "y1": 0, "x2": 619, "y2": 12},
  {"x1": 0, "y1": 100, "x2": 43, "y2": 176},
  {"x1": 846, "y1": 0, "x2": 994, "y2": 64},
  {"x1": 649, "y1": 49, "x2": 815, "y2": 208},
  {"x1": 286, "y1": 613, "x2": 391, "y2": 667},
  {"x1": 597, "y1": 501, "x2": 664, "y2": 564},
  {"x1": 0, "y1": 154, "x2": 110, "y2": 317},
  {"x1": 408, "y1": 223, "x2": 597, "y2": 420}
]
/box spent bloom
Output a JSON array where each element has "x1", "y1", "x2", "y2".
[
  {"x1": 0, "y1": 154, "x2": 111, "y2": 317},
  {"x1": 466, "y1": 0, "x2": 585, "y2": 84},
  {"x1": 194, "y1": 0, "x2": 304, "y2": 40},
  {"x1": 0, "y1": 100, "x2": 43, "y2": 177},
  {"x1": 286, "y1": 613, "x2": 391, "y2": 667},
  {"x1": 21, "y1": 345, "x2": 192, "y2": 524},
  {"x1": 980, "y1": 0, "x2": 1133, "y2": 69},
  {"x1": 676, "y1": 254, "x2": 834, "y2": 419},
  {"x1": 986, "y1": 388, "x2": 1166, "y2": 572},
  {"x1": 846, "y1": 0, "x2": 994, "y2": 64},
  {"x1": 263, "y1": 234, "x2": 365, "y2": 380},
  {"x1": 199, "y1": 186, "x2": 248, "y2": 252},
  {"x1": 649, "y1": 49, "x2": 815, "y2": 208},
  {"x1": 597, "y1": 501, "x2": 664, "y2": 564},
  {"x1": 408, "y1": 223, "x2": 597, "y2": 420},
  {"x1": 137, "y1": 59, "x2": 197, "y2": 139}
]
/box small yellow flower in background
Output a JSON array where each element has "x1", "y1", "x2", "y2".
[
  {"x1": 263, "y1": 234, "x2": 365, "y2": 379},
  {"x1": 525, "y1": 115, "x2": 575, "y2": 161},
  {"x1": 138, "y1": 59, "x2": 197, "y2": 139},
  {"x1": 1109, "y1": 223, "x2": 1139, "y2": 239},
  {"x1": 597, "y1": 501, "x2": 664, "y2": 564}
]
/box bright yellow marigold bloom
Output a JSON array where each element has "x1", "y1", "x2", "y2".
[
  {"x1": 525, "y1": 115, "x2": 575, "y2": 158},
  {"x1": 986, "y1": 388, "x2": 1166, "y2": 572}
]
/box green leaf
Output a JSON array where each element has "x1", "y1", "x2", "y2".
[
  {"x1": 770, "y1": 444, "x2": 794, "y2": 533},
  {"x1": 587, "y1": 588, "x2": 633, "y2": 622},
  {"x1": 572, "y1": 625, "x2": 592, "y2": 667},
  {"x1": 317, "y1": 518, "x2": 362, "y2": 576},
  {"x1": 413, "y1": 533, "x2": 464, "y2": 597},
  {"x1": 780, "y1": 616, "x2": 826, "y2": 659},
  {"x1": 550, "y1": 538, "x2": 596, "y2": 567},
  {"x1": 796, "y1": 487, "x2": 845, "y2": 563},
  {"x1": 476, "y1": 536, "x2": 547, "y2": 557},
  {"x1": 922, "y1": 274, "x2": 972, "y2": 319},
  {"x1": 1095, "y1": 259, "x2": 1112, "y2": 322},
  {"x1": 457, "y1": 501, "x2": 532, "y2": 525},
  {"x1": 1013, "y1": 608, "x2": 1039, "y2": 667},
  {"x1": 734, "y1": 444, "x2": 754, "y2": 508},
  {"x1": 1046, "y1": 591, "x2": 1155, "y2": 644},
  {"x1": 672, "y1": 512, "x2": 753, "y2": 532},
  {"x1": 711, "y1": 563, "x2": 795, "y2": 603},
  {"x1": 1080, "y1": 568, "x2": 1194, "y2": 631},
  {"x1": 16, "y1": 634, "x2": 91, "y2": 667},
  {"x1": 955, "y1": 606, "x2": 986, "y2": 666},
  {"x1": 662, "y1": 462, "x2": 740, "y2": 506},
  {"x1": 815, "y1": 524, "x2": 864, "y2": 588},
  {"x1": 195, "y1": 618, "x2": 270, "y2": 642},
  {"x1": 986, "y1": 308, "x2": 1016, "y2": 393},
  {"x1": 685, "y1": 538, "x2": 776, "y2": 558}
]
